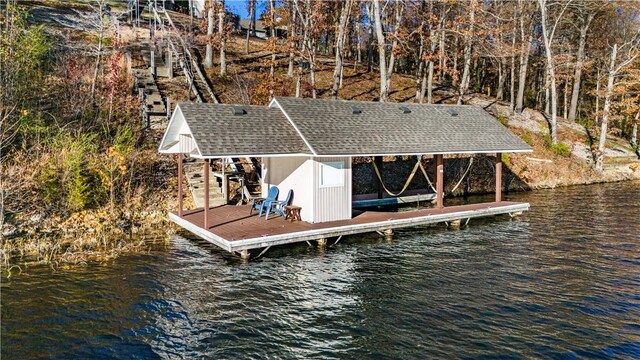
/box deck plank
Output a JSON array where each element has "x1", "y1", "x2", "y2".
[{"x1": 174, "y1": 201, "x2": 526, "y2": 244}]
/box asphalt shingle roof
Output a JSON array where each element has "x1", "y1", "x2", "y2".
[
  {"x1": 178, "y1": 103, "x2": 312, "y2": 156},
  {"x1": 273, "y1": 97, "x2": 532, "y2": 156},
  {"x1": 173, "y1": 98, "x2": 532, "y2": 157}
]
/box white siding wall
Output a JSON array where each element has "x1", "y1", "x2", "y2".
[
  {"x1": 262, "y1": 157, "x2": 315, "y2": 222},
  {"x1": 179, "y1": 134, "x2": 196, "y2": 154},
  {"x1": 262, "y1": 156, "x2": 352, "y2": 223},
  {"x1": 312, "y1": 157, "x2": 352, "y2": 223}
]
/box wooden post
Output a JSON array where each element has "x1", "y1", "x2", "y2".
[
  {"x1": 167, "y1": 46, "x2": 173, "y2": 79},
  {"x1": 496, "y1": 153, "x2": 502, "y2": 203},
  {"x1": 125, "y1": 51, "x2": 132, "y2": 74},
  {"x1": 222, "y1": 158, "x2": 229, "y2": 204},
  {"x1": 204, "y1": 159, "x2": 210, "y2": 230},
  {"x1": 374, "y1": 156, "x2": 383, "y2": 199},
  {"x1": 150, "y1": 49, "x2": 156, "y2": 76},
  {"x1": 436, "y1": 154, "x2": 444, "y2": 208},
  {"x1": 177, "y1": 154, "x2": 183, "y2": 217}
]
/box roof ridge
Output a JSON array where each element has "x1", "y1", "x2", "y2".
[{"x1": 270, "y1": 98, "x2": 318, "y2": 156}]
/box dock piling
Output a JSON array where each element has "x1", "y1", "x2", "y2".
[
  {"x1": 317, "y1": 238, "x2": 327, "y2": 247},
  {"x1": 448, "y1": 219, "x2": 462, "y2": 228}
]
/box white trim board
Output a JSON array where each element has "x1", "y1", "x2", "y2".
[
  {"x1": 269, "y1": 98, "x2": 318, "y2": 156},
  {"x1": 169, "y1": 202, "x2": 530, "y2": 253}
]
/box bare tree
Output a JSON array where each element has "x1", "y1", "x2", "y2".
[
  {"x1": 269, "y1": 0, "x2": 277, "y2": 79},
  {"x1": 293, "y1": 0, "x2": 319, "y2": 98},
  {"x1": 205, "y1": 0, "x2": 214, "y2": 68},
  {"x1": 515, "y1": 0, "x2": 534, "y2": 113},
  {"x1": 596, "y1": 34, "x2": 640, "y2": 171},
  {"x1": 568, "y1": 3, "x2": 602, "y2": 122},
  {"x1": 373, "y1": 0, "x2": 403, "y2": 102},
  {"x1": 537, "y1": 0, "x2": 572, "y2": 144},
  {"x1": 331, "y1": 0, "x2": 353, "y2": 99},
  {"x1": 245, "y1": 0, "x2": 256, "y2": 54},
  {"x1": 218, "y1": 0, "x2": 227, "y2": 76},
  {"x1": 457, "y1": 0, "x2": 476, "y2": 105},
  {"x1": 89, "y1": 0, "x2": 109, "y2": 103}
]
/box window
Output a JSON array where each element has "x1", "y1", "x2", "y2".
[{"x1": 319, "y1": 161, "x2": 344, "y2": 188}]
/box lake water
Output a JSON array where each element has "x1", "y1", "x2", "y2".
[{"x1": 2, "y1": 181, "x2": 639, "y2": 359}]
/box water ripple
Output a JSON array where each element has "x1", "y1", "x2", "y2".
[{"x1": 2, "y1": 181, "x2": 640, "y2": 359}]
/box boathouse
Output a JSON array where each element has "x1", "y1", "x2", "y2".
[{"x1": 159, "y1": 97, "x2": 532, "y2": 258}]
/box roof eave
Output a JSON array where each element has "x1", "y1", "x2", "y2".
[
  {"x1": 307, "y1": 148, "x2": 534, "y2": 157},
  {"x1": 190, "y1": 152, "x2": 314, "y2": 159}
]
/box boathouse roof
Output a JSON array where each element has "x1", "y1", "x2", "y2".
[{"x1": 159, "y1": 97, "x2": 532, "y2": 158}]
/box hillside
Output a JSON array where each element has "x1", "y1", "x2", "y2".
[{"x1": 1, "y1": 2, "x2": 638, "y2": 266}]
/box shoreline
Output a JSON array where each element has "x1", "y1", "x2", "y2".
[{"x1": 2, "y1": 174, "x2": 638, "y2": 268}]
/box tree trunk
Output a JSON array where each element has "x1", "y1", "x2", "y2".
[
  {"x1": 205, "y1": 4, "x2": 214, "y2": 68},
  {"x1": 597, "y1": 43, "x2": 617, "y2": 171},
  {"x1": 415, "y1": 57, "x2": 425, "y2": 101},
  {"x1": 595, "y1": 67, "x2": 601, "y2": 126},
  {"x1": 438, "y1": 9, "x2": 446, "y2": 82},
  {"x1": 631, "y1": 111, "x2": 638, "y2": 153},
  {"x1": 539, "y1": 0, "x2": 558, "y2": 143},
  {"x1": 287, "y1": 1, "x2": 295, "y2": 77},
  {"x1": 355, "y1": 18, "x2": 362, "y2": 67},
  {"x1": 456, "y1": 0, "x2": 475, "y2": 105},
  {"x1": 245, "y1": 0, "x2": 255, "y2": 54},
  {"x1": 509, "y1": 26, "x2": 516, "y2": 114},
  {"x1": 218, "y1": 0, "x2": 226, "y2": 76},
  {"x1": 331, "y1": 0, "x2": 352, "y2": 99},
  {"x1": 91, "y1": 30, "x2": 103, "y2": 103},
  {"x1": 426, "y1": 60, "x2": 434, "y2": 104},
  {"x1": 497, "y1": 57, "x2": 506, "y2": 101},
  {"x1": 309, "y1": 40, "x2": 317, "y2": 98},
  {"x1": 568, "y1": 15, "x2": 593, "y2": 122},
  {"x1": 516, "y1": 14, "x2": 532, "y2": 113},
  {"x1": 269, "y1": 0, "x2": 276, "y2": 78},
  {"x1": 373, "y1": 0, "x2": 388, "y2": 101},
  {"x1": 415, "y1": 0, "x2": 427, "y2": 102},
  {"x1": 563, "y1": 79, "x2": 569, "y2": 119},
  {"x1": 366, "y1": 3, "x2": 374, "y2": 73}
]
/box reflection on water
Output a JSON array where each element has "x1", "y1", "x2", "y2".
[{"x1": 2, "y1": 181, "x2": 639, "y2": 359}]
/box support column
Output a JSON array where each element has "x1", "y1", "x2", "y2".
[
  {"x1": 167, "y1": 46, "x2": 173, "y2": 79},
  {"x1": 177, "y1": 154, "x2": 183, "y2": 217},
  {"x1": 374, "y1": 156, "x2": 383, "y2": 199},
  {"x1": 436, "y1": 154, "x2": 444, "y2": 208},
  {"x1": 204, "y1": 159, "x2": 210, "y2": 230},
  {"x1": 496, "y1": 153, "x2": 502, "y2": 203},
  {"x1": 222, "y1": 158, "x2": 229, "y2": 204},
  {"x1": 150, "y1": 49, "x2": 156, "y2": 76}
]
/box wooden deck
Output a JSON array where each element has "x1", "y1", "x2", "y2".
[{"x1": 169, "y1": 201, "x2": 530, "y2": 253}]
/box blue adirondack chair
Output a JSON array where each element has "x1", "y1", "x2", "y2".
[
  {"x1": 250, "y1": 186, "x2": 279, "y2": 216},
  {"x1": 264, "y1": 189, "x2": 293, "y2": 220}
]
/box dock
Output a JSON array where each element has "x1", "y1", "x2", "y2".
[
  {"x1": 169, "y1": 201, "x2": 530, "y2": 255},
  {"x1": 159, "y1": 98, "x2": 534, "y2": 259}
]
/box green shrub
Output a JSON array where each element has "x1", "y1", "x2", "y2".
[
  {"x1": 39, "y1": 132, "x2": 98, "y2": 211},
  {"x1": 551, "y1": 143, "x2": 571, "y2": 157},
  {"x1": 540, "y1": 133, "x2": 571, "y2": 157},
  {"x1": 39, "y1": 160, "x2": 62, "y2": 204},
  {"x1": 501, "y1": 153, "x2": 511, "y2": 167},
  {"x1": 521, "y1": 130, "x2": 535, "y2": 146},
  {"x1": 496, "y1": 114, "x2": 509, "y2": 126}
]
